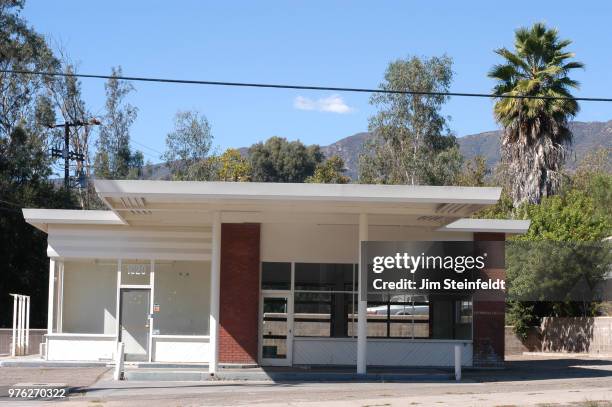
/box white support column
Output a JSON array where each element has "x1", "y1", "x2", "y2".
[
  {"x1": 115, "y1": 260, "x2": 122, "y2": 343},
  {"x1": 25, "y1": 296, "x2": 30, "y2": 354},
  {"x1": 11, "y1": 295, "x2": 17, "y2": 357},
  {"x1": 357, "y1": 213, "x2": 368, "y2": 374},
  {"x1": 57, "y1": 262, "x2": 64, "y2": 333},
  {"x1": 47, "y1": 259, "x2": 55, "y2": 335},
  {"x1": 148, "y1": 259, "x2": 155, "y2": 363},
  {"x1": 209, "y1": 211, "x2": 221, "y2": 375},
  {"x1": 18, "y1": 295, "x2": 24, "y2": 355}
]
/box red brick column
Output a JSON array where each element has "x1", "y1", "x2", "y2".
[
  {"x1": 219, "y1": 223, "x2": 260, "y2": 364},
  {"x1": 473, "y1": 232, "x2": 506, "y2": 368}
]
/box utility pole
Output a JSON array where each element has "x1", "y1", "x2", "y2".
[{"x1": 49, "y1": 119, "x2": 101, "y2": 196}]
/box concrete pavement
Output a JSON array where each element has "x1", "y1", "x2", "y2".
[{"x1": 0, "y1": 355, "x2": 611, "y2": 406}]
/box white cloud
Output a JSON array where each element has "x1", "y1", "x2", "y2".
[{"x1": 293, "y1": 94, "x2": 353, "y2": 114}]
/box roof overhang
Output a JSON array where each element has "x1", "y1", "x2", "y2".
[
  {"x1": 21, "y1": 181, "x2": 514, "y2": 231},
  {"x1": 22, "y1": 209, "x2": 126, "y2": 232},
  {"x1": 93, "y1": 180, "x2": 503, "y2": 228},
  {"x1": 437, "y1": 218, "x2": 531, "y2": 235}
]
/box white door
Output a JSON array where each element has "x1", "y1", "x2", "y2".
[{"x1": 260, "y1": 293, "x2": 293, "y2": 366}]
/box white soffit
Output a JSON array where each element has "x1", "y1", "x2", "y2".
[
  {"x1": 93, "y1": 180, "x2": 504, "y2": 226},
  {"x1": 22, "y1": 209, "x2": 125, "y2": 232},
  {"x1": 437, "y1": 218, "x2": 531, "y2": 234}
]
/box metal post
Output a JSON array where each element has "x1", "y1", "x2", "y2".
[
  {"x1": 209, "y1": 211, "x2": 221, "y2": 375},
  {"x1": 454, "y1": 344, "x2": 462, "y2": 381},
  {"x1": 357, "y1": 213, "x2": 368, "y2": 374}
]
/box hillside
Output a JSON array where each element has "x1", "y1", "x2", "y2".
[
  {"x1": 142, "y1": 120, "x2": 612, "y2": 180},
  {"x1": 322, "y1": 120, "x2": 612, "y2": 179}
]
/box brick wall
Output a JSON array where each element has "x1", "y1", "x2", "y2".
[
  {"x1": 473, "y1": 232, "x2": 506, "y2": 367},
  {"x1": 219, "y1": 223, "x2": 260, "y2": 364}
]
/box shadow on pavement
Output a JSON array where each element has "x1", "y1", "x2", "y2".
[{"x1": 467, "y1": 357, "x2": 612, "y2": 382}]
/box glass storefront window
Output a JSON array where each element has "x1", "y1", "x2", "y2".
[
  {"x1": 431, "y1": 297, "x2": 472, "y2": 340},
  {"x1": 153, "y1": 261, "x2": 209, "y2": 335},
  {"x1": 295, "y1": 263, "x2": 354, "y2": 292},
  {"x1": 262, "y1": 261, "x2": 472, "y2": 340},
  {"x1": 294, "y1": 292, "x2": 356, "y2": 338},
  {"x1": 261, "y1": 262, "x2": 291, "y2": 290},
  {"x1": 366, "y1": 294, "x2": 430, "y2": 338},
  {"x1": 61, "y1": 261, "x2": 117, "y2": 334},
  {"x1": 293, "y1": 263, "x2": 357, "y2": 338}
]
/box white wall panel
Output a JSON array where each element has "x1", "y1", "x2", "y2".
[
  {"x1": 293, "y1": 338, "x2": 357, "y2": 365},
  {"x1": 367, "y1": 340, "x2": 472, "y2": 367},
  {"x1": 261, "y1": 223, "x2": 473, "y2": 263},
  {"x1": 46, "y1": 335, "x2": 116, "y2": 361},
  {"x1": 152, "y1": 337, "x2": 210, "y2": 362},
  {"x1": 293, "y1": 338, "x2": 472, "y2": 367}
]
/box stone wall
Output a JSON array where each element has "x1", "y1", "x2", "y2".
[
  {"x1": 504, "y1": 326, "x2": 541, "y2": 355},
  {"x1": 505, "y1": 317, "x2": 612, "y2": 355}
]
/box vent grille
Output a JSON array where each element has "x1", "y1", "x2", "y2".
[{"x1": 120, "y1": 197, "x2": 152, "y2": 215}]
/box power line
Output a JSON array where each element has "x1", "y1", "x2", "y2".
[
  {"x1": 2, "y1": 69, "x2": 612, "y2": 102},
  {"x1": 130, "y1": 139, "x2": 163, "y2": 156}
]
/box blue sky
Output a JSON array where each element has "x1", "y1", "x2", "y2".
[{"x1": 23, "y1": 1, "x2": 612, "y2": 163}]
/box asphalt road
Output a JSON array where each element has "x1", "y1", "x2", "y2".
[{"x1": 0, "y1": 356, "x2": 611, "y2": 406}]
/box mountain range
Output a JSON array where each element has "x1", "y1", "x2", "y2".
[
  {"x1": 144, "y1": 120, "x2": 611, "y2": 180},
  {"x1": 322, "y1": 120, "x2": 612, "y2": 179}
]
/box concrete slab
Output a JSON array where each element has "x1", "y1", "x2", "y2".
[{"x1": 123, "y1": 367, "x2": 453, "y2": 382}]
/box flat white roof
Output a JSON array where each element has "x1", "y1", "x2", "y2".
[
  {"x1": 22, "y1": 209, "x2": 125, "y2": 231},
  {"x1": 23, "y1": 181, "x2": 520, "y2": 232},
  {"x1": 95, "y1": 180, "x2": 502, "y2": 204},
  {"x1": 438, "y1": 218, "x2": 531, "y2": 234}
]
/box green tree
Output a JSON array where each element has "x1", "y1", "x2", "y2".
[
  {"x1": 249, "y1": 136, "x2": 323, "y2": 183},
  {"x1": 0, "y1": 0, "x2": 59, "y2": 138},
  {"x1": 489, "y1": 23, "x2": 583, "y2": 205},
  {"x1": 306, "y1": 155, "x2": 350, "y2": 184},
  {"x1": 0, "y1": 1, "x2": 75, "y2": 328},
  {"x1": 127, "y1": 150, "x2": 144, "y2": 179},
  {"x1": 94, "y1": 66, "x2": 141, "y2": 179},
  {"x1": 359, "y1": 55, "x2": 461, "y2": 185},
  {"x1": 0, "y1": 126, "x2": 76, "y2": 328},
  {"x1": 506, "y1": 172, "x2": 611, "y2": 338},
  {"x1": 162, "y1": 110, "x2": 214, "y2": 181},
  {"x1": 457, "y1": 156, "x2": 489, "y2": 187},
  {"x1": 569, "y1": 148, "x2": 611, "y2": 221},
  {"x1": 47, "y1": 62, "x2": 104, "y2": 208},
  {"x1": 212, "y1": 148, "x2": 252, "y2": 182}
]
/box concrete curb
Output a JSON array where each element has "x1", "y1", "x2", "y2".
[
  {"x1": 123, "y1": 369, "x2": 454, "y2": 382},
  {"x1": 0, "y1": 360, "x2": 109, "y2": 368}
]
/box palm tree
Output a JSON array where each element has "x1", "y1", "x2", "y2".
[{"x1": 489, "y1": 23, "x2": 583, "y2": 205}]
